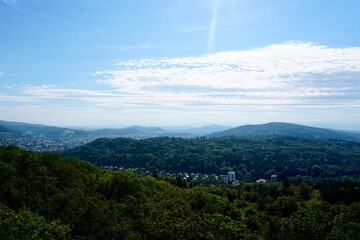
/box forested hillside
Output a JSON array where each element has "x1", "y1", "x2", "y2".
[
  {"x1": 0, "y1": 145, "x2": 360, "y2": 239},
  {"x1": 210, "y1": 122, "x2": 360, "y2": 142},
  {"x1": 63, "y1": 136, "x2": 360, "y2": 182},
  {"x1": 0, "y1": 120, "x2": 88, "y2": 138}
]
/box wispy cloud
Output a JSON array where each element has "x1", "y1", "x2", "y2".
[
  {"x1": 4, "y1": 42, "x2": 360, "y2": 115},
  {"x1": 93, "y1": 42, "x2": 360, "y2": 108},
  {"x1": 2, "y1": 0, "x2": 17, "y2": 5},
  {"x1": 0, "y1": 71, "x2": 17, "y2": 78},
  {"x1": 0, "y1": 93, "x2": 38, "y2": 103},
  {"x1": 208, "y1": 0, "x2": 221, "y2": 53}
]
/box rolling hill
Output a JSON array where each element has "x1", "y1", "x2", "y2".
[
  {"x1": 209, "y1": 122, "x2": 360, "y2": 142},
  {"x1": 0, "y1": 120, "x2": 215, "y2": 140},
  {"x1": 63, "y1": 135, "x2": 360, "y2": 182},
  {"x1": 0, "y1": 120, "x2": 88, "y2": 138},
  {"x1": 179, "y1": 125, "x2": 233, "y2": 136},
  {"x1": 91, "y1": 126, "x2": 168, "y2": 138}
]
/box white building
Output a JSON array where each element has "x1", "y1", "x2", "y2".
[
  {"x1": 271, "y1": 174, "x2": 277, "y2": 183},
  {"x1": 256, "y1": 179, "x2": 267, "y2": 183},
  {"x1": 227, "y1": 171, "x2": 236, "y2": 183}
]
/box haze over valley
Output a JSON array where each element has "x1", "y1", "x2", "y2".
[{"x1": 2, "y1": 119, "x2": 360, "y2": 151}]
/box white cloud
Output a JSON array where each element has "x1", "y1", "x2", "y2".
[
  {"x1": 3, "y1": 42, "x2": 360, "y2": 126},
  {"x1": 93, "y1": 42, "x2": 360, "y2": 108},
  {"x1": 13, "y1": 85, "x2": 117, "y2": 99},
  {"x1": 0, "y1": 93, "x2": 38, "y2": 103}
]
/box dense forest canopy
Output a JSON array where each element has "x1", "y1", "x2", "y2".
[
  {"x1": 63, "y1": 136, "x2": 360, "y2": 182},
  {"x1": 0, "y1": 145, "x2": 360, "y2": 239}
]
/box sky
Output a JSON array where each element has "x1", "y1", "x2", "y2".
[{"x1": 1, "y1": 0, "x2": 360, "y2": 129}]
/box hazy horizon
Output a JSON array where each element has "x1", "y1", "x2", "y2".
[
  {"x1": 1, "y1": 1, "x2": 360, "y2": 129},
  {"x1": 2, "y1": 118, "x2": 360, "y2": 132}
]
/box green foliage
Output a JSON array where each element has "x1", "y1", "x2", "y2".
[
  {"x1": 316, "y1": 180, "x2": 360, "y2": 204},
  {"x1": 330, "y1": 203, "x2": 360, "y2": 240},
  {"x1": 0, "y1": 205, "x2": 70, "y2": 240},
  {"x1": 144, "y1": 205, "x2": 208, "y2": 240},
  {"x1": 63, "y1": 136, "x2": 360, "y2": 181},
  {"x1": 204, "y1": 213, "x2": 250, "y2": 240},
  {"x1": 267, "y1": 196, "x2": 298, "y2": 217},
  {"x1": 0, "y1": 145, "x2": 359, "y2": 239},
  {"x1": 285, "y1": 202, "x2": 331, "y2": 240}
]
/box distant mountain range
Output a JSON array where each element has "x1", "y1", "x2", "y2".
[
  {"x1": 177, "y1": 125, "x2": 233, "y2": 135},
  {"x1": 209, "y1": 122, "x2": 360, "y2": 142},
  {"x1": 92, "y1": 126, "x2": 166, "y2": 136},
  {"x1": 1, "y1": 120, "x2": 360, "y2": 144},
  {"x1": 0, "y1": 120, "x2": 231, "y2": 140}
]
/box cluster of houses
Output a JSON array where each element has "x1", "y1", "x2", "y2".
[
  {"x1": 256, "y1": 174, "x2": 277, "y2": 183},
  {"x1": 101, "y1": 166, "x2": 278, "y2": 185},
  {"x1": 0, "y1": 135, "x2": 93, "y2": 152}
]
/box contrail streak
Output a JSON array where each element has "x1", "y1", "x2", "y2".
[{"x1": 208, "y1": 0, "x2": 221, "y2": 53}]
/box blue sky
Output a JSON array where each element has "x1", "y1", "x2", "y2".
[{"x1": 1, "y1": 0, "x2": 360, "y2": 128}]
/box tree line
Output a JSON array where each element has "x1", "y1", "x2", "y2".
[{"x1": 63, "y1": 136, "x2": 360, "y2": 182}]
